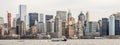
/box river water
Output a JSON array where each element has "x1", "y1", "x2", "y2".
[{"x1": 0, "y1": 39, "x2": 119, "y2": 45}]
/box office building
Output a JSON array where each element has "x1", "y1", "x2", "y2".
[
  {"x1": 113, "y1": 13, "x2": 120, "y2": 35},
  {"x1": 56, "y1": 11, "x2": 67, "y2": 22},
  {"x1": 7, "y1": 12, "x2": 11, "y2": 29},
  {"x1": 78, "y1": 12, "x2": 86, "y2": 36},
  {"x1": 78, "y1": 12, "x2": 85, "y2": 27},
  {"x1": 54, "y1": 15, "x2": 62, "y2": 38},
  {"x1": 19, "y1": 5, "x2": 26, "y2": 21},
  {"x1": 38, "y1": 13, "x2": 44, "y2": 33},
  {"x1": 19, "y1": 21, "x2": 26, "y2": 36},
  {"x1": 85, "y1": 22, "x2": 99, "y2": 36},
  {"x1": 66, "y1": 10, "x2": 75, "y2": 38},
  {"x1": 109, "y1": 15, "x2": 115, "y2": 35},
  {"x1": 19, "y1": 5, "x2": 27, "y2": 32},
  {"x1": 101, "y1": 18, "x2": 109, "y2": 36},
  {"x1": 86, "y1": 11, "x2": 89, "y2": 23},
  {"x1": 39, "y1": 13, "x2": 44, "y2": 22},
  {"x1": 29, "y1": 13, "x2": 38, "y2": 27},
  {"x1": 77, "y1": 21, "x2": 83, "y2": 37},
  {"x1": 38, "y1": 22, "x2": 44, "y2": 33},
  {"x1": 45, "y1": 15, "x2": 53, "y2": 33},
  {"x1": 46, "y1": 19, "x2": 54, "y2": 33},
  {"x1": 13, "y1": 18, "x2": 17, "y2": 28}
]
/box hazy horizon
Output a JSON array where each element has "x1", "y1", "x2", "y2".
[{"x1": 1, "y1": 0, "x2": 120, "y2": 23}]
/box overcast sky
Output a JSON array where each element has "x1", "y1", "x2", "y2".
[{"x1": 0, "y1": 0, "x2": 120, "y2": 23}]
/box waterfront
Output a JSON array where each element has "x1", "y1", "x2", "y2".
[{"x1": 0, "y1": 39, "x2": 119, "y2": 45}]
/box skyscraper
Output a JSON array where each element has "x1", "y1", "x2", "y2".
[
  {"x1": 38, "y1": 13, "x2": 44, "y2": 33},
  {"x1": 85, "y1": 22, "x2": 99, "y2": 36},
  {"x1": 109, "y1": 15, "x2": 115, "y2": 35},
  {"x1": 66, "y1": 10, "x2": 75, "y2": 38},
  {"x1": 19, "y1": 5, "x2": 28, "y2": 32},
  {"x1": 19, "y1": 21, "x2": 26, "y2": 36},
  {"x1": 7, "y1": 12, "x2": 11, "y2": 29},
  {"x1": 86, "y1": 11, "x2": 89, "y2": 23},
  {"x1": 78, "y1": 12, "x2": 85, "y2": 27},
  {"x1": 13, "y1": 18, "x2": 17, "y2": 27},
  {"x1": 38, "y1": 22, "x2": 44, "y2": 33},
  {"x1": 39, "y1": 14, "x2": 44, "y2": 22},
  {"x1": 19, "y1": 5, "x2": 26, "y2": 21},
  {"x1": 113, "y1": 13, "x2": 120, "y2": 35},
  {"x1": 54, "y1": 15, "x2": 62, "y2": 38},
  {"x1": 16, "y1": 14, "x2": 20, "y2": 34},
  {"x1": 45, "y1": 15, "x2": 53, "y2": 33},
  {"x1": 29, "y1": 13, "x2": 38, "y2": 27},
  {"x1": 78, "y1": 12, "x2": 85, "y2": 36},
  {"x1": 56, "y1": 11, "x2": 67, "y2": 37},
  {"x1": 101, "y1": 18, "x2": 109, "y2": 36},
  {"x1": 56, "y1": 11, "x2": 67, "y2": 22},
  {"x1": 98, "y1": 20, "x2": 102, "y2": 35},
  {"x1": 45, "y1": 15, "x2": 53, "y2": 22},
  {"x1": 77, "y1": 21, "x2": 83, "y2": 37},
  {"x1": 47, "y1": 19, "x2": 54, "y2": 33}
]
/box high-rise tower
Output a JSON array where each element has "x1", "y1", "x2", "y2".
[
  {"x1": 54, "y1": 15, "x2": 62, "y2": 38},
  {"x1": 109, "y1": 15, "x2": 115, "y2": 35},
  {"x1": 66, "y1": 10, "x2": 75, "y2": 38},
  {"x1": 56, "y1": 11, "x2": 67, "y2": 22},
  {"x1": 7, "y1": 12, "x2": 11, "y2": 29},
  {"x1": 78, "y1": 11, "x2": 85, "y2": 36},
  {"x1": 19, "y1": 5, "x2": 26, "y2": 21},
  {"x1": 29, "y1": 13, "x2": 38, "y2": 27},
  {"x1": 78, "y1": 12, "x2": 85, "y2": 26},
  {"x1": 86, "y1": 11, "x2": 89, "y2": 23}
]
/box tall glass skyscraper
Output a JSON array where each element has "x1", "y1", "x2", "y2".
[
  {"x1": 19, "y1": 5, "x2": 26, "y2": 21},
  {"x1": 45, "y1": 15, "x2": 53, "y2": 33},
  {"x1": 101, "y1": 18, "x2": 109, "y2": 36},
  {"x1": 29, "y1": 13, "x2": 38, "y2": 27},
  {"x1": 109, "y1": 15, "x2": 115, "y2": 35}
]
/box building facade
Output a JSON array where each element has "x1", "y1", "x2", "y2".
[
  {"x1": 7, "y1": 12, "x2": 11, "y2": 29},
  {"x1": 101, "y1": 18, "x2": 109, "y2": 36},
  {"x1": 109, "y1": 15, "x2": 115, "y2": 35},
  {"x1": 66, "y1": 10, "x2": 75, "y2": 38},
  {"x1": 13, "y1": 18, "x2": 17, "y2": 28},
  {"x1": 113, "y1": 13, "x2": 120, "y2": 35},
  {"x1": 29, "y1": 13, "x2": 38, "y2": 27},
  {"x1": 38, "y1": 22, "x2": 44, "y2": 33},
  {"x1": 45, "y1": 15, "x2": 53, "y2": 33},
  {"x1": 56, "y1": 11, "x2": 67, "y2": 22},
  {"x1": 19, "y1": 21, "x2": 26, "y2": 36},
  {"x1": 19, "y1": 5, "x2": 26, "y2": 21},
  {"x1": 77, "y1": 12, "x2": 86, "y2": 36},
  {"x1": 85, "y1": 22, "x2": 99, "y2": 36},
  {"x1": 54, "y1": 15, "x2": 62, "y2": 38}
]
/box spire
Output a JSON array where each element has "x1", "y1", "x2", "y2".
[
  {"x1": 68, "y1": 9, "x2": 72, "y2": 17},
  {"x1": 80, "y1": 11, "x2": 84, "y2": 15},
  {"x1": 86, "y1": 11, "x2": 89, "y2": 22}
]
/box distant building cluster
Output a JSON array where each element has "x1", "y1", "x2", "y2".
[{"x1": 0, "y1": 5, "x2": 120, "y2": 39}]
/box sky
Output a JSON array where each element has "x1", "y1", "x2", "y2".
[{"x1": 0, "y1": 0, "x2": 120, "y2": 23}]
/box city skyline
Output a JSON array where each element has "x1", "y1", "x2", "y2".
[{"x1": 1, "y1": 0, "x2": 120, "y2": 23}]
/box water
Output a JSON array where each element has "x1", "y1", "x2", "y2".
[{"x1": 0, "y1": 39, "x2": 119, "y2": 45}]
